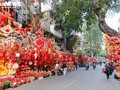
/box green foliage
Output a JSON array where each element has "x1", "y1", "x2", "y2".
[
  {"x1": 52, "y1": 0, "x2": 86, "y2": 36},
  {"x1": 3, "y1": 81, "x2": 11, "y2": 90},
  {"x1": 100, "y1": 50, "x2": 107, "y2": 57},
  {"x1": 52, "y1": 0, "x2": 120, "y2": 52},
  {"x1": 52, "y1": 0, "x2": 120, "y2": 36},
  {"x1": 109, "y1": 0, "x2": 120, "y2": 13},
  {"x1": 69, "y1": 35, "x2": 78, "y2": 48},
  {"x1": 83, "y1": 21, "x2": 103, "y2": 57},
  {"x1": 77, "y1": 49, "x2": 86, "y2": 56}
]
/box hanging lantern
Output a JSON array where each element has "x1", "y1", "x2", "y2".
[{"x1": 35, "y1": 39, "x2": 44, "y2": 46}]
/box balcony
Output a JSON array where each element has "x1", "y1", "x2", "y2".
[
  {"x1": 50, "y1": 25, "x2": 63, "y2": 38},
  {"x1": 42, "y1": 20, "x2": 50, "y2": 32}
]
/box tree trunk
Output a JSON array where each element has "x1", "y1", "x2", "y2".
[
  {"x1": 93, "y1": 0, "x2": 120, "y2": 36},
  {"x1": 90, "y1": 51, "x2": 94, "y2": 58}
]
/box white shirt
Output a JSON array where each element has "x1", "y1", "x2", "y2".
[{"x1": 55, "y1": 64, "x2": 59, "y2": 69}]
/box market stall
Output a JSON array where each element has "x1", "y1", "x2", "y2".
[{"x1": 0, "y1": 9, "x2": 79, "y2": 89}]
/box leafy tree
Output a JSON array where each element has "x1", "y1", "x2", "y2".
[
  {"x1": 100, "y1": 50, "x2": 107, "y2": 57},
  {"x1": 82, "y1": 21, "x2": 103, "y2": 57},
  {"x1": 52, "y1": 0, "x2": 120, "y2": 36},
  {"x1": 77, "y1": 49, "x2": 86, "y2": 56}
]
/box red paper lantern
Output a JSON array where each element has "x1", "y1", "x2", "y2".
[{"x1": 35, "y1": 39, "x2": 44, "y2": 46}]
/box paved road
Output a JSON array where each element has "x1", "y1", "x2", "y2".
[{"x1": 8, "y1": 65, "x2": 120, "y2": 90}]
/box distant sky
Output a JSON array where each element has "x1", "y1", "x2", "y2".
[
  {"x1": 41, "y1": 0, "x2": 52, "y2": 12},
  {"x1": 105, "y1": 12, "x2": 120, "y2": 31}
]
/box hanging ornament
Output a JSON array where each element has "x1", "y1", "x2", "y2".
[
  {"x1": 0, "y1": 21, "x2": 4, "y2": 27},
  {"x1": 34, "y1": 53, "x2": 38, "y2": 59},
  {"x1": 16, "y1": 53, "x2": 20, "y2": 58},
  {"x1": 0, "y1": 25, "x2": 13, "y2": 36},
  {"x1": 34, "y1": 61, "x2": 37, "y2": 66},
  {"x1": 28, "y1": 61, "x2": 33, "y2": 65},
  {"x1": 13, "y1": 21, "x2": 22, "y2": 28},
  {"x1": 65, "y1": 10, "x2": 70, "y2": 16},
  {"x1": 12, "y1": 63, "x2": 19, "y2": 70}
]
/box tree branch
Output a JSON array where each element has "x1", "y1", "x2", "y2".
[{"x1": 93, "y1": 0, "x2": 120, "y2": 36}]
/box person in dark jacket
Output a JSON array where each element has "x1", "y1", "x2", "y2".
[
  {"x1": 105, "y1": 62, "x2": 114, "y2": 79},
  {"x1": 62, "y1": 62, "x2": 67, "y2": 75},
  {"x1": 74, "y1": 61, "x2": 78, "y2": 70},
  {"x1": 85, "y1": 61, "x2": 89, "y2": 70}
]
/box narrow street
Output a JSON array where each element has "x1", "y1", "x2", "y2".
[{"x1": 8, "y1": 65, "x2": 120, "y2": 90}]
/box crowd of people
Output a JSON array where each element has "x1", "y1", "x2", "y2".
[
  {"x1": 52, "y1": 61, "x2": 78, "y2": 76},
  {"x1": 84, "y1": 61, "x2": 98, "y2": 70},
  {"x1": 46, "y1": 58, "x2": 120, "y2": 81}
]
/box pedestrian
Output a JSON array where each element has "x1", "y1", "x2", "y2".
[
  {"x1": 62, "y1": 62, "x2": 67, "y2": 75},
  {"x1": 57, "y1": 62, "x2": 63, "y2": 76},
  {"x1": 74, "y1": 61, "x2": 78, "y2": 70},
  {"x1": 85, "y1": 61, "x2": 89, "y2": 70},
  {"x1": 114, "y1": 64, "x2": 120, "y2": 80},
  {"x1": 54, "y1": 62, "x2": 59, "y2": 76},
  {"x1": 92, "y1": 61, "x2": 96, "y2": 70},
  {"x1": 105, "y1": 62, "x2": 110, "y2": 79},
  {"x1": 109, "y1": 62, "x2": 115, "y2": 75},
  {"x1": 100, "y1": 61, "x2": 102, "y2": 66},
  {"x1": 104, "y1": 61, "x2": 114, "y2": 79}
]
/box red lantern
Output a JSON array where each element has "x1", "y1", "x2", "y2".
[{"x1": 35, "y1": 39, "x2": 44, "y2": 46}]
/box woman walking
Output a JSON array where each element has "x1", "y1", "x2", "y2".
[{"x1": 104, "y1": 61, "x2": 114, "y2": 79}]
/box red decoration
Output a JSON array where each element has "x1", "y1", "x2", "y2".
[
  {"x1": 0, "y1": 12, "x2": 14, "y2": 21},
  {"x1": 107, "y1": 36, "x2": 120, "y2": 61},
  {"x1": 35, "y1": 39, "x2": 44, "y2": 46},
  {"x1": 6, "y1": 29, "x2": 10, "y2": 32},
  {"x1": 74, "y1": 34, "x2": 79, "y2": 38},
  {"x1": 10, "y1": 12, "x2": 14, "y2": 17},
  {"x1": 32, "y1": 0, "x2": 35, "y2": 3}
]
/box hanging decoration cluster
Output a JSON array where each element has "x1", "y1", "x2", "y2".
[{"x1": 106, "y1": 36, "x2": 120, "y2": 60}]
